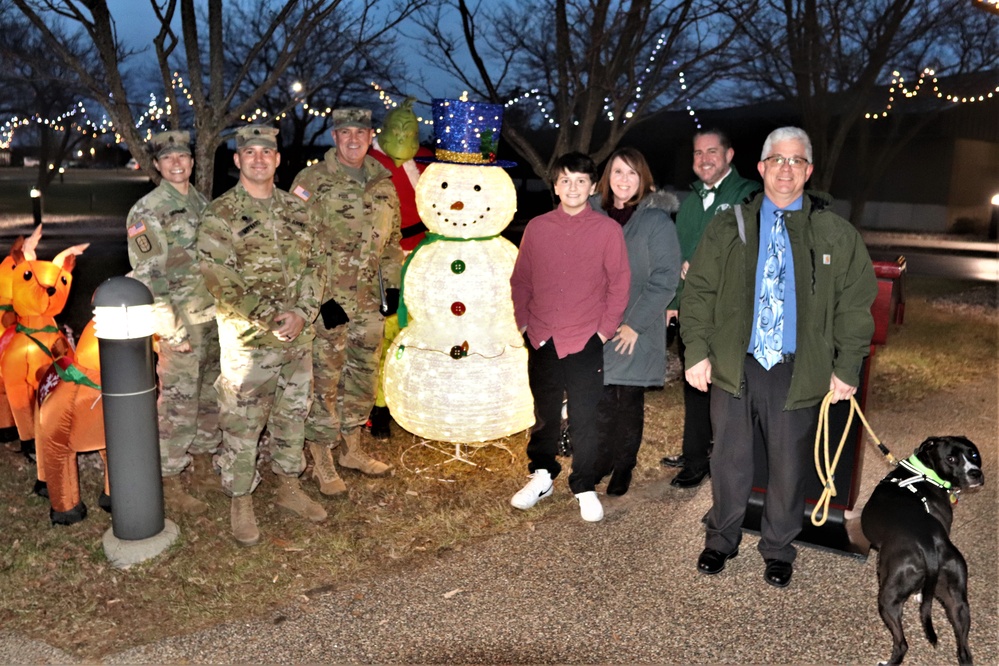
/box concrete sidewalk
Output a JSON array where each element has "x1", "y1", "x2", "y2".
[{"x1": 3, "y1": 375, "x2": 996, "y2": 665}]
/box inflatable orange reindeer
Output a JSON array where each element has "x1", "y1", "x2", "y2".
[
  {"x1": 1, "y1": 242, "x2": 88, "y2": 494},
  {"x1": 0, "y1": 225, "x2": 44, "y2": 445},
  {"x1": 36, "y1": 319, "x2": 110, "y2": 524}
]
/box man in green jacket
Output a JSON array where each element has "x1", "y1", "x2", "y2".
[
  {"x1": 663, "y1": 129, "x2": 759, "y2": 488},
  {"x1": 681, "y1": 127, "x2": 876, "y2": 588}
]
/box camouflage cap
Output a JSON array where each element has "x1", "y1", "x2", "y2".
[
  {"x1": 235, "y1": 124, "x2": 279, "y2": 149},
  {"x1": 332, "y1": 108, "x2": 372, "y2": 130},
  {"x1": 148, "y1": 130, "x2": 191, "y2": 159}
]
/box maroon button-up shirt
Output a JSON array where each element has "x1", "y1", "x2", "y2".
[{"x1": 511, "y1": 203, "x2": 631, "y2": 358}]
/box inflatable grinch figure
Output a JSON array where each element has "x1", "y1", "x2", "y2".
[
  {"x1": 366, "y1": 97, "x2": 434, "y2": 438},
  {"x1": 369, "y1": 97, "x2": 434, "y2": 251}
]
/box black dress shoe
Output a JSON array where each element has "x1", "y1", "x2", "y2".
[
  {"x1": 764, "y1": 559, "x2": 793, "y2": 587},
  {"x1": 697, "y1": 547, "x2": 738, "y2": 575},
  {"x1": 606, "y1": 468, "x2": 632, "y2": 496},
  {"x1": 671, "y1": 465, "x2": 709, "y2": 488},
  {"x1": 660, "y1": 454, "x2": 685, "y2": 468}
]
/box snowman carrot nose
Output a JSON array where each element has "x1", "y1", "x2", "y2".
[{"x1": 450, "y1": 201, "x2": 464, "y2": 210}]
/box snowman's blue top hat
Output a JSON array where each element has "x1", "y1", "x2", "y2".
[{"x1": 425, "y1": 97, "x2": 516, "y2": 168}]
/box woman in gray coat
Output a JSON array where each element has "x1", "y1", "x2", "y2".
[{"x1": 593, "y1": 147, "x2": 682, "y2": 495}]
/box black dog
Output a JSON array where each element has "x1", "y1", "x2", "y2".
[{"x1": 861, "y1": 436, "x2": 984, "y2": 665}]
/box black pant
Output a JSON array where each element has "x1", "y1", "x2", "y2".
[
  {"x1": 678, "y1": 328, "x2": 712, "y2": 471},
  {"x1": 595, "y1": 384, "x2": 645, "y2": 478},
  {"x1": 526, "y1": 334, "x2": 605, "y2": 494},
  {"x1": 706, "y1": 356, "x2": 818, "y2": 562}
]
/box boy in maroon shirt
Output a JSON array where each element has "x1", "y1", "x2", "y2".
[{"x1": 510, "y1": 152, "x2": 631, "y2": 522}]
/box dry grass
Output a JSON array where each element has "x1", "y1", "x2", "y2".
[
  {"x1": 869, "y1": 280, "x2": 998, "y2": 405},
  {"x1": 0, "y1": 277, "x2": 995, "y2": 660},
  {"x1": 0, "y1": 398, "x2": 684, "y2": 660}
]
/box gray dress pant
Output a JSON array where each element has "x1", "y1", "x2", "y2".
[{"x1": 705, "y1": 356, "x2": 819, "y2": 562}]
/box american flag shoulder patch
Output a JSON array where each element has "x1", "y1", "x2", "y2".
[
  {"x1": 293, "y1": 185, "x2": 311, "y2": 201},
  {"x1": 127, "y1": 220, "x2": 147, "y2": 237}
]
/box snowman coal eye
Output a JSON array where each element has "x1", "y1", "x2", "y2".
[
  {"x1": 441, "y1": 182, "x2": 448, "y2": 189},
  {"x1": 474, "y1": 185, "x2": 481, "y2": 191}
]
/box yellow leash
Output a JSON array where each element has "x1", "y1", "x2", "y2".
[{"x1": 811, "y1": 391, "x2": 896, "y2": 526}]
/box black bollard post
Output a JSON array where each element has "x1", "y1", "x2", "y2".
[
  {"x1": 92, "y1": 277, "x2": 170, "y2": 550},
  {"x1": 29, "y1": 188, "x2": 42, "y2": 226}
]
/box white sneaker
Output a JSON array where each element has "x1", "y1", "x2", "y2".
[
  {"x1": 575, "y1": 491, "x2": 604, "y2": 522},
  {"x1": 511, "y1": 469, "x2": 554, "y2": 510}
]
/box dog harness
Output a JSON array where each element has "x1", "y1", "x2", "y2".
[{"x1": 885, "y1": 455, "x2": 957, "y2": 512}]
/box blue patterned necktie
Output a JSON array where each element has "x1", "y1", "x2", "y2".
[{"x1": 754, "y1": 210, "x2": 786, "y2": 370}]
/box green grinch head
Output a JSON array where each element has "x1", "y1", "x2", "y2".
[{"x1": 379, "y1": 97, "x2": 421, "y2": 166}]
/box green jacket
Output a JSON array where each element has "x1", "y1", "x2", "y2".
[
  {"x1": 680, "y1": 191, "x2": 877, "y2": 410},
  {"x1": 668, "y1": 167, "x2": 759, "y2": 310}
]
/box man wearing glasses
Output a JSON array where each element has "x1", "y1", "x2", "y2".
[{"x1": 680, "y1": 127, "x2": 877, "y2": 588}]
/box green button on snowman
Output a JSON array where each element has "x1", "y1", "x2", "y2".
[{"x1": 383, "y1": 97, "x2": 534, "y2": 443}]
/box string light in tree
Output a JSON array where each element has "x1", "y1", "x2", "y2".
[
  {"x1": 626, "y1": 33, "x2": 669, "y2": 118},
  {"x1": 866, "y1": 67, "x2": 998, "y2": 120},
  {"x1": 676, "y1": 68, "x2": 702, "y2": 129},
  {"x1": 7, "y1": 63, "x2": 991, "y2": 151},
  {"x1": 370, "y1": 82, "x2": 441, "y2": 126},
  {"x1": 372, "y1": 81, "x2": 400, "y2": 109}
]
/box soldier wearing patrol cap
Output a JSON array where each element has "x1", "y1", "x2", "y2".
[
  {"x1": 197, "y1": 123, "x2": 329, "y2": 546},
  {"x1": 291, "y1": 108, "x2": 403, "y2": 497},
  {"x1": 125, "y1": 129, "x2": 221, "y2": 517}
]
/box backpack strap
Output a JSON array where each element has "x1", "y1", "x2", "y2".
[{"x1": 734, "y1": 205, "x2": 746, "y2": 245}]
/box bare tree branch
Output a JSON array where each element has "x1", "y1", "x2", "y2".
[
  {"x1": 729, "y1": 0, "x2": 996, "y2": 221},
  {"x1": 11, "y1": 0, "x2": 427, "y2": 194},
  {"x1": 415, "y1": 0, "x2": 755, "y2": 183}
]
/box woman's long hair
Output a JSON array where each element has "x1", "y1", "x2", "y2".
[{"x1": 597, "y1": 147, "x2": 655, "y2": 210}]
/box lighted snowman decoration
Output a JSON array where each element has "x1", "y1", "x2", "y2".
[{"x1": 383, "y1": 98, "x2": 534, "y2": 443}]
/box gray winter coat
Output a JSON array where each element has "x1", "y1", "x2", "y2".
[{"x1": 593, "y1": 191, "x2": 682, "y2": 387}]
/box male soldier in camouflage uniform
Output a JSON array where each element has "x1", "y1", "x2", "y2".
[
  {"x1": 126, "y1": 130, "x2": 220, "y2": 516},
  {"x1": 197, "y1": 125, "x2": 327, "y2": 546},
  {"x1": 291, "y1": 108, "x2": 403, "y2": 496}
]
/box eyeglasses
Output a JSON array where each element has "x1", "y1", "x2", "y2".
[{"x1": 763, "y1": 155, "x2": 810, "y2": 169}]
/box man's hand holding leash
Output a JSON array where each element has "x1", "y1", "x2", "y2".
[{"x1": 828, "y1": 373, "x2": 856, "y2": 403}]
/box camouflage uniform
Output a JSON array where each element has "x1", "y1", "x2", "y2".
[
  {"x1": 197, "y1": 182, "x2": 324, "y2": 496},
  {"x1": 126, "y1": 157, "x2": 221, "y2": 478},
  {"x1": 291, "y1": 146, "x2": 403, "y2": 443}
]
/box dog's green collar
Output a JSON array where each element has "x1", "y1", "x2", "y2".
[{"x1": 902, "y1": 454, "x2": 952, "y2": 490}]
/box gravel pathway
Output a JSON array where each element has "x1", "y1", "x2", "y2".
[{"x1": 4, "y1": 372, "x2": 993, "y2": 665}]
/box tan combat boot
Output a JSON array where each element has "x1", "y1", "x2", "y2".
[
  {"x1": 337, "y1": 429, "x2": 392, "y2": 476},
  {"x1": 230, "y1": 495, "x2": 260, "y2": 547},
  {"x1": 162, "y1": 474, "x2": 209, "y2": 515},
  {"x1": 274, "y1": 475, "x2": 327, "y2": 522},
  {"x1": 307, "y1": 441, "x2": 347, "y2": 496}
]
